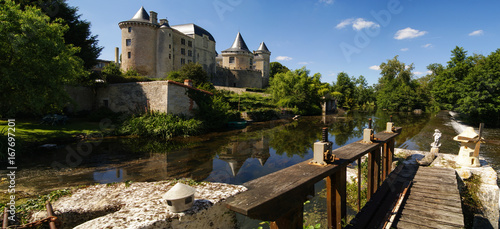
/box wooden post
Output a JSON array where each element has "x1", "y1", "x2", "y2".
[
  {"x1": 327, "y1": 167, "x2": 347, "y2": 229},
  {"x1": 3, "y1": 207, "x2": 8, "y2": 228},
  {"x1": 270, "y1": 205, "x2": 304, "y2": 229},
  {"x1": 357, "y1": 158, "x2": 362, "y2": 212},
  {"x1": 387, "y1": 139, "x2": 394, "y2": 175},
  {"x1": 367, "y1": 148, "x2": 381, "y2": 200},
  {"x1": 46, "y1": 201, "x2": 57, "y2": 229},
  {"x1": 382, "y1": 142, "x2": 388, "y2": 181}
]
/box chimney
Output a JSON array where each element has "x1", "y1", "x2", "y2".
[
  {"x1": 160, "y1": 19, "x2": 166, "y2": 25},
  {"x1": 150, "y1": 11, "x2": 158, "y2": 24},
  {"x1": 184, "y1": 79, "x2": 193, "y2": 87},
  {"x1": 115, "y1": 47, "x2": 119, "y2": 64}
]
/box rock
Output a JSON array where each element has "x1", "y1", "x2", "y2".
[
  {"x1": 30, "y1": 181, "x2": 247, "y2": 229},
  {"x1": 416, "y1": 152, "x2": 437, "y2": 166}
]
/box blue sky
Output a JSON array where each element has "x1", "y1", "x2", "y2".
[{"x1": 67, "y1": 0, "x2": 500, "y2": 86}]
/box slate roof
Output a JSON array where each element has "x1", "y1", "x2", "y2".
[
  {"x1": 171, "y1": 24, "x2": 216, "y2": 42},
  {"x1": 256, "y1": 42, "x2": 270, "y2": 53},
  {"x1": 129, "y1": 6, "x2": 149, "y2": 22},
  {"x1": 223, "y1": 32, "x2": 251, "y2": 53}
]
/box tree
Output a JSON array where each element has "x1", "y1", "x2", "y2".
[
  {"x1": 333, "y1": 72, "x2": 355, "y2": 109},
  {"x1": 166, "y1": 62, "x2": 213, "y2": 90},
  {"x1": 269, "y1": 62, "x2": 290, "y2": 78},
  {"x1": 455, "y1": 49, "x2": 500, "y2": 125},
  {"x1": 0, "y1": 0, "x2": 85, "y2": 116},
  {"x1": 269, "y1": 67, "x2": 323, "y2": 115},
  {"x1": 375, "y1": 56, "x2": 421, "y2": 111},
  {"x1": 354, "y1": 75, "x2": 375, "y2": 107},
  {"x1": 15, "y1": 0, "x2": 102, "y2": 70}
]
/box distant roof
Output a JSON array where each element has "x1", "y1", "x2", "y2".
[
  {"x1": 223, "y1": 32, "x2": 250, "y2": 53},
  {"x1": 171, "y1": 24, "x2": 215, "y2": 42},
  {"x1": 129, "y1": 6, "x2": 149, "y2": 22},
  {"x1": 257, "y1": 42, "x2": 270, "y2": 53}
]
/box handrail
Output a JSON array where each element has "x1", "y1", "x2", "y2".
[{"x1": 225, "y1": 126, "x2": 402, "y2": 229}]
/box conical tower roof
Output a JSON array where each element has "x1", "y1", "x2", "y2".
[
  {"x1": 257, "y1": 42, "x2": 270, "y2": 53},
  {"x1": 223, "y1": 32, "x2": 251, "y2": 53},
  {"x1": 130, "y1": 6, "x2": 150, "y2": 22}
]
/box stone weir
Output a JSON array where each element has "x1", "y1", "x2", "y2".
[
  {"x1": 394, "y1": 148, "x2": 500, "y2": 229},
  {"x1": 30, "y1": 181, "x2": 247, "y2": 229}
]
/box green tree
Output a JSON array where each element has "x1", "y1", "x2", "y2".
[
  {"x1": 269, "y1": 67, "x2": 323, "y2": 115},
  {"x1": 456, "y1": 49, "x2": 500, "y2": 125},
  {"x1": 375, "y1": 56, "x2": 421, "y2": 111},
  {"x1": 15, "y1": 0, "x2": 102, "y2": 70},
  {"x1": 269, "y1": 62, "x2": 290, "y2": 78},
  {"x1": 430, "y1": 47, "x2": 476, "y2": 109},
  {"x1": 333, "y1": 72, "x2": 356, "y2": 109},
  {"x1": 166, "y1": 62, "x2": 211, "y2": 89},
  {"x1": 0, "y1": 0, "x2": 85, "y2": 116},
  {"x1": 354, "y1": 75, "x2": 375, "y2": 107}
]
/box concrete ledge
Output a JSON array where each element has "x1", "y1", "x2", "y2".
[{"x1": 31, "y1": 181, "x2": 247, "y2": 229}]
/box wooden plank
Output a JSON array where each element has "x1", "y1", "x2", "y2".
[
  {"x1": 400, "y1": 204, "x2": 464, "y2": 224},
  {"x1": 411, "y1": 183, "x2": 460, "y2": 194},
  {"x1": 226, "y1": 143, "x2": 379, "y2": 220},
  {"x1": 403, "y1": 201, "x2": 463, "y2": 215},
  {"x1": 397, "y1": 219, "x2": 462, "y2": 229},
  {"x1": 399, "y1": 210, "x2": 464, "y2": 228},
  {"x1": 406, "y1": 192, "x2": 462, "y2": 208}
]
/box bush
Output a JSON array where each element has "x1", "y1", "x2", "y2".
[
  {"x1": 245, "y1": 108, "x2": 280, "y2": 122},
  {"x1": 117, "y1": 112, "x2": 204, "y2": 139}
]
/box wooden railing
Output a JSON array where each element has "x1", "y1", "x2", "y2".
[{"x1": 226, "y1": 126, "x2": 402, "y2": 229}]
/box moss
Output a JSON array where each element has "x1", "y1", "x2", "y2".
[{"x1": 460, "y1": 174, "x2": 482, "y2": 229}]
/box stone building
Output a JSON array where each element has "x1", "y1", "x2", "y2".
[
  {"x1": 215, "y1": 32, "x2": 271, "y2": 88},
  {"x1": 118, "y1": 6, "x2": 216, "y2": 78}
]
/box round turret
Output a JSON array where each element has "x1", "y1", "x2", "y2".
[{"x1": 118, "y1": 6, "x2": 158, "y2": 77}]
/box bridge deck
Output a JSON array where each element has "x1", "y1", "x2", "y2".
[{"x1": 394, "y1": 166, "x2": 464, "y2": 229}]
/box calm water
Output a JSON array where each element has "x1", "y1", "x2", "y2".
[{"x1": 4, "y1": 110, "x2": 500, "y2": 227}]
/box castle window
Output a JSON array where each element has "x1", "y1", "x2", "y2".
[
  {"x1": 169, "y1": 44, "x2": 171, "y2": 49},
  {"x1": 128, "y1": 27, "x2": 131, "y2": 32},
  {"x1": 127, "y1": 52, "x2": 131, "y2": 59},
  {"x1": 250, "y1": 58, "x2": 253, "y2": 66},
  {"x1": 181, "y1": 58, "x2": 185, "y2": 65},
  {"x1": 181, "y1": 38, "x2": 186, "y2": 45},
  {"x1": 126, "y1": 39, "x2": 131, "y2": 46},
  {"x1": 188, "y1": 41, "x2": 192, "y2": 47},
  {"x1": 181, "y1": 48, "x2": 185, "y2": 55},
  {"x1": 188, "y1": 50, "x2": 192, "y2": 57},
  {"x1": 169, "y1": 54, "x2": 171, "y2": 59},
  {"x1": 229, "y1": 57, "x2": 235, "y2": 63}
]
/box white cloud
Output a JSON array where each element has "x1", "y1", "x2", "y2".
[
  {"x1": 369, "y1": 65, "x2": 380, "y2": 70},
  {"x1": 319, "y1": 0, "x2": 334, "y2": 5},
  {"x1": 469, "y1": 30, "x2": 484, "y2": 36},
  {"x1": 404, "y1": 65, "x2": 410, "y2": 70},
  {"x1": 422, "y1": 43, "x2": 432, "y2": 48},
  {"x1": 426, "y1": 70, "x2": 433, "y2": 74},
  {"x1": 400, "y1": 48, "x2": 409, "y2": 51},
  {"x1": 336, "y1": 18, "x2": 354, "y2": 29},
  {"x1": 413, "y1": 71, "x2": 423, "y2": 76},
  {"x1": 352, "y1": 18, "x2": 380, "y2": 31},
  {"x1": 394, "y1": 27, "x2": 427, "y2": 40},
  {"x1": 276, "y1": 56, "x2": 292, "y2": 61},
  {"x1": 336, "y1": 18, "x2": 379, "y2": 31}
]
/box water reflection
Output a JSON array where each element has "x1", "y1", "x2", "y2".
[{"x1": 4, "y1": 111, "x2": 434, "y2": 193}]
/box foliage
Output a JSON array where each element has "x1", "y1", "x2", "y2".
[
  {"x1": 15, "y1": 0, "x2": 102, "y2": 70},
  {"x1": 375, "y1": 56, "x2": 427, "y2": 111},
  {"x1": 461, "y1": 174, "x2": 482, "y2": 229},
  {"x1": 245, "y1": 108, "x2": 281, "y2": 122},
  {"x1": 429, "y1": 47, "x2": 500, "y2": 126},
  {"x1": 225, "y1": 92, "x2": 275, "y2": 111},
  {"x1": 117, "y1": 112, "x2": 204, "y2": 139},
  {"x1": 269, "y1": 61, "x2": 290, "y2": 78},
  {"x1": 12, "y1": 189, "x2": 72, "y2": 224},
  {"x1": 333, "y1": 72, "x2": 355, "y2": 108},
  {"x1": 269, "y1": 67, "x2": 325, "y2": 115},
  {"x1": 0, "y1": 0, "x2": 86, "y2": 117},
  {"x1": 188, "y1": 89, "x2": 235, "y2": 130},
  {"x1": 165, "y1": 62, "x2": 213, "y2": 89},
  {"x1": 87, "y1": 106, "x2": 124, "y2": 123}
]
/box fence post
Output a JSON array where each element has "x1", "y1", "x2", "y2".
[
  {"x1": 327, "y1": 167, "x2": 346, "y2": 229},
  {"x1": 3, "y1": 207, "x2": 8, "y2": 228},
  {"x1": 367, "y1": 147, "x2": 381, "y2": 200},
  {"x1": 46, "y1": 201, "x2": 57, "y2": 229}
]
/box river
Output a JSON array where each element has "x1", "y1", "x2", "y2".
[{"x1": 3, "y1": 109, "x2": 500, "y2": 227}]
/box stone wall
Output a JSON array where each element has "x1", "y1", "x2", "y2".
[
  {"x1": 211, "y1": 67, "x2": 264, "y2": 88},
  {"x1": 64, "y1": 86, "x2": 94, "y2": 112}
]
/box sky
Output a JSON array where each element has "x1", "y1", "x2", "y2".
[{"x1": 67, "y1": 0, "x2": 500, "y2": 86}]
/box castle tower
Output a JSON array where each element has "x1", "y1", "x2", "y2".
[
  {"x1": 118, "y1": 6, "x2": 158, "y2": 77},
  {"x1": 253, "y1": 42, "x2": 271, "y2": 87},
  {"x1": 221, "y1": 32, "x2": 254, "y2": 70}
]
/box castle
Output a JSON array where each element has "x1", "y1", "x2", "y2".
[{"x1": 119, "y1": 7, "x2": 271, "y2": 88}]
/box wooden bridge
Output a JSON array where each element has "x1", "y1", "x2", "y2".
[{"x1": 225, "y1": 125, "x2": 465, "y2": 228}]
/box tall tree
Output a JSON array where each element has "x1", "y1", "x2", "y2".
[
  {"x1": 269, "y1": 62, "x2": 290, "y2": 78},
  {"x1": 333, "y1": 72, "x2": 356, "y2": 109},
  {"x1": 0, "y1": 0, "x2": 85, "y2": 116},
  {"x1": 15, "y1": 0, "x2": 102, "y2": 70},
  {"x1": 375, "y1": 56, "x2": 421, "y2": 111}
]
